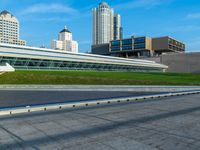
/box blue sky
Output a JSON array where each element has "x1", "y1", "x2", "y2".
[{"x1": 1, "y1": 0, "x2": 200, "y2": 52}]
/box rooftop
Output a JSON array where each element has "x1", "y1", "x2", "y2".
[
  {"x1": 60, "y1": 26, "x2": 71, "y2": 33},
  {"x1": 99, "y1": 2, "x2": 110, "y2": 8},
  {"x1": 0, "y1": 10, "x2": 14, "y2": 17}
]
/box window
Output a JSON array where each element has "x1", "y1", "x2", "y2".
[
  {"x1": 111, "y1": 40, "x2": 120, "y2": 46},
  {"x1": 134, "y1": 44, "x2": 145, "y2": 49},
  {"x1": 122, "y1": 39, "x2": 132, "y2": 45},
  {"x1": 122, "y1": 45, "x2": 132, "y2": 51},
  {"x1": 111, "y1": 46, "x2": 120, "y2": 52},
  {"x1": 134, "y1": 37, "x2": 145, "y2": 44}
]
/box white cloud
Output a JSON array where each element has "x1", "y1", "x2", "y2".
[
  {"x1": 186, "y1": 13, "x2": 200, "y2": 19},
  {"x1": 114, "y1": 0, "x2": 166, "y2": 10},
  {"x1": 21, "y1": 3, "x2": 78, "y2": 15}
]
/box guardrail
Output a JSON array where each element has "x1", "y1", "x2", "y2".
[{"x1": 0, "y1": 90, "x2": 200, "y2": 116}]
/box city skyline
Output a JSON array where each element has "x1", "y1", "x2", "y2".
[{"x1": 1, "y1": 0, "x2": 200, "y2": 52}]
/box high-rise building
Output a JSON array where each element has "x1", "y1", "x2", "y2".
[
  {"x1": 92, "y1": 2, "x2": 123, "y2": 45},
  {"x1": 92, "y1": 2, "x2": 115, "y2": 45},
  {"x1": 114, "y1": 14, "x2": 121, "y2": 40},
  {"x1": 120, "y1": 27, "x2": 123, "y2": 39},
  {"x1": 0, "y1": 10, "x2": 26, "y2": 45},
  {"x1": 51, "y1": 26, "x2": 78, "y2": 53}
]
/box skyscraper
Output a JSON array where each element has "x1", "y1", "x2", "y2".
[
  {"x1": 114, "y1": 14, "x2": 121, "y2": 40},
  {"x1": 0, "y1": 10, "x2": 26, "y2": 45},
  {"x1": 51, "y1": 26, "x2": 78, "y2": 53},
  {"x1": 92, "y1": 2, "x2": 114, "y2": 45}
]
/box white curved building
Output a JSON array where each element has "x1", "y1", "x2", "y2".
[{"x1": 0, "y1": 43, "x2": 168, "y2": 72}]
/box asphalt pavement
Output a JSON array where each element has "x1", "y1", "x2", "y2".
[
  {"x1": 0, "y1": 90, "x2": 163, "y2": 108},
  {"x1": 0, "y1": 94, "x2": 200, "y2": 149}
]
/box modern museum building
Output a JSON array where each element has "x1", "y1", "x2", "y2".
[{"x1": 0, "y1": 43, "x2": 168, "y2": 72}]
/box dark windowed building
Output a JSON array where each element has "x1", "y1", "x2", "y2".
[
  {"x1": 110, "y1": 36, "x2": 153, "y2": 58},
  {"x1": 92, "y1": 35, "x2": 185, "y2": 58}
]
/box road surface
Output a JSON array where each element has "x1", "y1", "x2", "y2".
[
  {"x1": 0, "y1": 90, "x2": 164, "y2": 108},
  {"x1": 0, "y1": 94, "x2": 200, "y2": 149}
]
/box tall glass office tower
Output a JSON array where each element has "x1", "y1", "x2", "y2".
[
  {"x1": 114, "y1": 14, "x2": 122, "y2": 40},
  {"x1": 92, "y1": 2, "x2": 115, "y2": 45}
]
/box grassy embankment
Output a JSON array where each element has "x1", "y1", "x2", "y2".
[{"x1": 0, "y1": 70, "x2": 200, "y2": 85}]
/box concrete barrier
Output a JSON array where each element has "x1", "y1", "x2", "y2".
[
  {"x1": 0, "y1": 90, "x2": 199, "y2": 116},
  {"x1": 0, "y1": 85, "x2": 200, "y2": 92}
]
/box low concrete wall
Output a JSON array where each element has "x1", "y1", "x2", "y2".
[
  {"x1": 161, "y1": 53, "x2": 200, "y2": 73},
  {"x1": 144, "y1": 52, "x2": 200, "y2": 73}
]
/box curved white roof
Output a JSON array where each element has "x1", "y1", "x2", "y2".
[{"x1": 0, "y1": 43, "x2": 168, "y2": 70}]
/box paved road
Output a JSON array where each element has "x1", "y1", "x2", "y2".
[
  {"x1": 0, "y1": 90, "x2": 163, "y2": 108},
  {"x1": 0, "y1": 94, "x2": 200, "y2": 149}
]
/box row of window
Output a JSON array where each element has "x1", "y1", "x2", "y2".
[
  {"x1": 169, "y1": 45, "x2": 184, "y2": 51},
  {"x1": 0, "y1": 44, "x2": 159, "y2": 65},
  {"x1": 122, "y1": 45, "x2": 132, "y2": 50},
  {"x1": 0, "y1": 21, "x2": 18, "y2": 26},
  {"x1": 111, "y1": 39, "x2": 133, "y2": 46},
  {"x1": 111, "y1": 37, "x2": 146, "y2": 46},
  {"x1": 111, "y1": 44, "x2": 145, "y2": 51},
  {"x1": 134, "y1": 44, "x2": 145, "y2": 49},
  {"x1": 0, "y1": 57, "x2": 161, "y2": 72},
  {"x1": 134, "y1": 37, "x2": 145, "y2": 44},
  {"x1": 122, "y1": 39, "x2": 132, "y2": 45},
  {"x1": 0, "y1": 23, "x2": 18, "y2": 27},
  {"x1": 0, "y1": 20, "x2": 18, "y2": 24},
  {"x1": 0, "y1": 27, "x2": 18, "y2": 30},
  {"x1": 0, "y1": 41, "x2": 25, "y2": 45},
  {"x1": 0, "y1": 24, "x2": 17, "y2": 27},
  {"x1": 168, "y1": 39, "x2": 184, "y2": 48}
]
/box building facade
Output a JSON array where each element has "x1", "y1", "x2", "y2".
[
  {"x1": 152, "y1": 36, "x2": 185, "y2": 55},
  {"x1": 91, "y1": 43, "x2": 110, "y2": 55},
  {"x1": 92, "y1": 35, "x2": 185, "y2": 58},
  {"x1": 92, "y1": 2, "x2": 114, "y2": 45},
  {"x1": 110, "y1": 36, "x2": 153, "y2": 58},
  {"x1": 0, "y1": 43, "x2": 168, "y2": 72},
  {"x1": 114, "y1": 14, "x2": 122, "y2": 40},
  {"x1": 51, "y1": 26, "x2": 78, "y2": 53},
  {"x1": 92, "y1": 2, "x2": 122, "y2": 45},
  {"x1": 0, "y1": 10, "x2": 26, "y2": 46}
]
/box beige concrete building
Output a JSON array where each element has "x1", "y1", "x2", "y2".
[
  {"x1": 152, "y1": 36, "x2": 185, "y2": 55},
  {"x1": 51, "y1": 26, "x2": 78, "y2": 53},
  {"x1": 0, "y1": 10, "x2": 26, "y2": 46}
]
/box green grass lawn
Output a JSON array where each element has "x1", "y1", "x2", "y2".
[{"x1": 0, "y1": 70, "x2": 200, "y2": 85}]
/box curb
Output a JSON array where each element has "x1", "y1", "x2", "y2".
[
  {"x1": 0, "y1": 90, "x2": 200, "y2": 116},
  {"x1": 0, "y1": 85, "x2": 200, "y2": 92}
]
